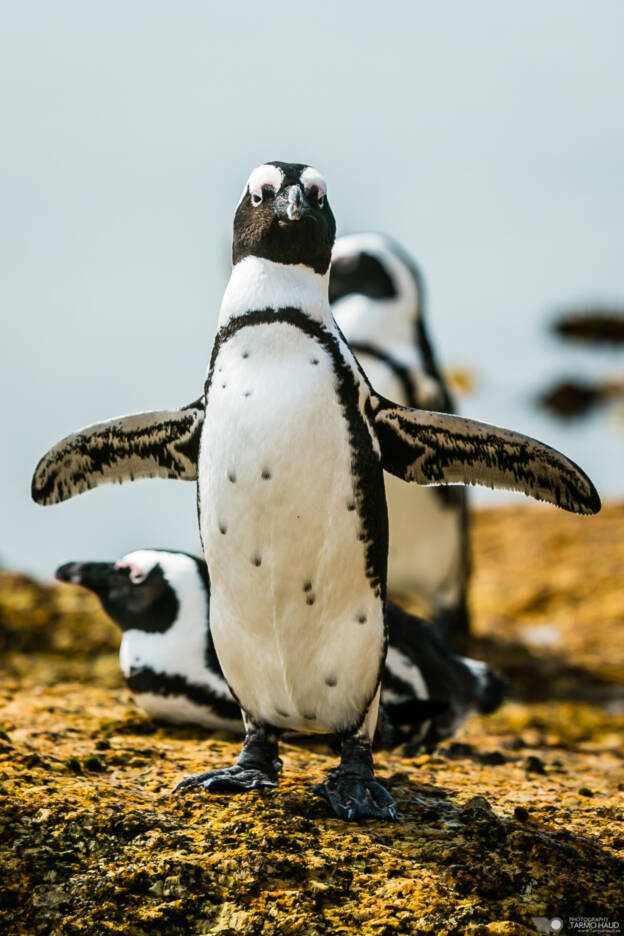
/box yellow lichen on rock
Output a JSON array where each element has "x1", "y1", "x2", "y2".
[{"x1": 1, "y1": 504, "x2": 623, "y2": 934}]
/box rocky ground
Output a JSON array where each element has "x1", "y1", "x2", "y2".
[{"x1": 1, "y1": 503, "x2": 623, "y2": 935}]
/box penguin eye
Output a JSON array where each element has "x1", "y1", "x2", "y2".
[
  {"x1": 114, "y1": 560, "x2": 148, "y2": 585},
  {"x1": 250, "y1": 191, "x2": 263, "y2": 207},
  {"x1": 304, "y1": 182, "x2": 326, "y2": 209}
]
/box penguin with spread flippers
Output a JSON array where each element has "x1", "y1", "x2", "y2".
[
  {"x1": 56, "y1": 548, "x2": 503, "y2": 746},
  {"x1": 32, "y1": 161, "x2": 600, "y2": 820},
  {"x1": 330, "y1": 233, "x2": 470, "y2": 647}
]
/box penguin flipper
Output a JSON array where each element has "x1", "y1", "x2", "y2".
[
  {"x1": 31, "y1": 399, "x2": 204, "y2": 505},
  {"x1": 372, "y1": 396, "x2": 600, "y2": 516}
]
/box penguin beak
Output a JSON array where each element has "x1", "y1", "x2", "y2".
[
  {"x1": 55, "y1": 561, "x2": 115, "y2": 592},
  {"x1": 273, "y1": 185, "x2": 308, "y2": 223}
]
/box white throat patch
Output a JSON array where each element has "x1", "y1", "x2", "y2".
[{"x1": 219, "y1": 256, "x2": 331, "y2": 326}]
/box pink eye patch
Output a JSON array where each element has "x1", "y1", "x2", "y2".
[
  {"x1": 114, "y1": 560, "x2": 148, "y2": 584},
  {"x1": 300, "y1": 166, "x2": 327, "y2": 200},
  {"x1": 247, "y1": 164, "x2": 284, "y2": 200}
]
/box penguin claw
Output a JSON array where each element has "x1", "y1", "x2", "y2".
[
  {"x1": 311, "y1": 773, "x2": 397, "y2": 821},
  {"x1": 173, "y1": 766, "x2": 279, "y2": 795}
]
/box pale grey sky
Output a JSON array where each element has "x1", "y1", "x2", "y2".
[{"x1": 2, "y1": 1, "x2": 623, "y2": 576}]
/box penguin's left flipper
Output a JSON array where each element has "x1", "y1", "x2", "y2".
[
  {"x1": 31, "y1": 399, "x2": 204, "y2": 506},
  {"x1": 373, "y1": 396, "x2": 601, "y2": 516},
  {"x1": 311, "y1": 736, "x2": 397, "y2": 821}
]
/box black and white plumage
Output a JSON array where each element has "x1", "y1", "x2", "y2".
[
  {"x1": 32, "y1": 160, "x2": 600, "y2": 820},
  {"x1": 55, "y1": 549, "x2": 241, "y2": 733},
  {"x1": 32, "y1": 403, "x2": 203, "y2": 507},
  {"x1": 330, "y1": 233, "x2": 470, "y2": 646},
  {"x1": 55, "y1": 548, "x2": 503, "y2": 747}
]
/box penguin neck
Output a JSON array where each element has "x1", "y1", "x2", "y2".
[
  {"x1": 333, "y1": 294, "x2": 421, "y2": 366},
  {"x1": 119, "y1": 569, "x2": 210, "y2": 679},
  {"x1": 219, "y1": 256, "x2": 332, "y2": 328}
]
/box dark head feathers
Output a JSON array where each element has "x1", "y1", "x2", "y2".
[{"x1": 233, "y1": 161, "x2": 336, "y2": 274}]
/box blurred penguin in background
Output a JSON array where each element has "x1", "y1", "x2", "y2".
[
  {"x1": 56, "y1": 548, "x2": 502, "y2": 747},
  {"x1": 330, "y1": 234, "x2": 470, "y2": 649}
]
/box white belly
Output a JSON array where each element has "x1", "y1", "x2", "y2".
[
  {"x1": 199, "y1": 321, "x2": 384, "y2": 734},
  {"x1": 133, "y1": 692, "x2": 243, "y2": 734}
]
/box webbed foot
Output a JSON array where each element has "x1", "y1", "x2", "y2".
[
  {"x1": 311, "y1": 734, "x2": 397, "y2": 821},
  {"x1": 173, "y1": 719, "x2": 281, "y2": 797},
  {"x1": 174, "y1": 764, "x2": 278, "y2": 794},
  {"x1": 311, "y1": 769, "x2": 397, "y2": 820}
]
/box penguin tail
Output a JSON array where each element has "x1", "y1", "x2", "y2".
[
  {"x1": 476, "y1": 670, "x2": 506, "y2": 715},
  {"x1": 385, "y1": 698, "x2": 450, "y2": 725}
]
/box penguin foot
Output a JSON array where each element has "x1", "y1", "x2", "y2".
[
  {"x1": 311, "y1": 770, "x2": 397, "y2": 820},
  {"x1": 311, "y1": 734, "x2": 397, "y2": 821},
  {"x1": 174, "y1": 764, "x2": 279, "y2": 794},
  {"x1": 173, "y1": 719, "x2": 282, "y2": 796}
]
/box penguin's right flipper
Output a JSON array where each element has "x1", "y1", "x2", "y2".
[
  {"x1": 373, "y1": 396, "x2": 601, "y2": 516},
  {"x1": 31, "y1": 399, "x2": 204, "y2": 505}
]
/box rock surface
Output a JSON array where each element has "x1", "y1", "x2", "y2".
[{"x1": 1, "y1": 504, "x2": 623, "y2": 935}]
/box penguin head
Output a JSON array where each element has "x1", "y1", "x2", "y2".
[
  {"x1": 233, "y1": 161, "x2": 336, "y2": 274},
  {"x1": 55, "y1": 549, "x2": 206, "y2": 633},
  {"x1": 329, "y1": 233, "x2": 424, "y2": 322}
]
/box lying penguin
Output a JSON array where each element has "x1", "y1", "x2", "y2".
[
  {"x1": 330, "y1": 233, "x2": 470, "y2": 646},
  {"x1": 32, "y1": 161, "x2": 600, "y2": 820},
  {"x1": 55, "y1": 548, "x2": 503, "y2": 747}
]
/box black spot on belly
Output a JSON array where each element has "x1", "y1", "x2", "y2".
[
  {"x1": 304, "y1": 712, "x2": 316, "y2": 721},
  {"x1": 242, "y1": 351, "x2": 249, "y2": 359},
  {"x1": 219, "y1": 522, "x2": 227, "y2": 535},
  {"x1": 311, "y1": 358, "x2": 319, "y2": 365},
  {"x1": 252, "y1": 554, "x2": 262, "y2": 567},
  {"x1": 357, "y1": 613, "x2": 367, "y2": 624},
  {"x1": 347, "y1": 501, "x2": 356, "y2": 511},
  {"x1": 325, "y1": 675, "x2": 337, "y2": 687},
  {"x1": 228, "y1": 470, "x2": 236, "y2": 483},
  {"x1": 244, "y1": 389, "x2": 253, "y2": 397},
  {"x1": 303, "y1": 581, "x2": 312, "y2": 592},
  {"x1": 261, "y1": 468, "x2": 271, "y2": 479},
  {"x1": 204, "y1": 307, "x2": 388, "y2": 600},
  {"x1": 306, "y1": 594, "x2": 315, "y2": 606},
  {"x1": 275, "y1": 708, "x2": 289, "y2": 718},
  {"x1": 221, "y1": 383, "x2": 227, "y2": 389}
]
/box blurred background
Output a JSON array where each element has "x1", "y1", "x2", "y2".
[{"x1": 2, "y1": 0, "x2": 623, "y2": 577}]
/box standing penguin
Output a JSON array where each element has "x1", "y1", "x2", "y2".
[
  {"x1": 32, "y1": 161, "x2": 600, "y2": 820},
  {"x1": 330, "y1": 234, "x2": 470, "y2": 646},
  {"x1": 55, "y1": 547, "x2": 503, "y2": 746}
]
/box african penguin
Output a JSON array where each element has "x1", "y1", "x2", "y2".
[
  {"x1": 330, "y1": 233, "x2": 470, "y2": 647},
  {"x1": 55, "y1": 548, "x2": 503, "y2": 748},
  {"x1": 32, "y1": 160, "x2": 600, "y2": 821},
  {"x1": 55, "y1": 549, "x2": 241, "y2": 733}
]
